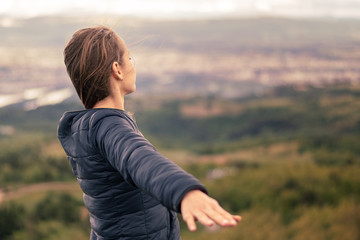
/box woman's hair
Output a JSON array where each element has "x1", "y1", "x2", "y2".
[{"x1": 64, "y1": 26, "x2": 124, "y2": 109}]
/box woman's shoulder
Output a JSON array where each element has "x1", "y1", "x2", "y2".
[{"x1": 88, "y1": 108, "x2": 137, "y2": 132}]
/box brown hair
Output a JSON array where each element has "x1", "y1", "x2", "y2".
[{"x1": 64, "y1": 26, "x2": 124, "y2": 109}]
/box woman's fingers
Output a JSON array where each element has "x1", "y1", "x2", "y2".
[
  {"x1": 186, "y1": 217, "x2": 197, "y2": 232},
  {"x1": 206, "y1": 207, "x2": 239, "y2": 227},
  {"x1": 201, "y1": 208, "x2": 230, "y2": 226},
  {"x1": 184, "y1": 211, "x2": 241, "y2": 232},
  {"x1": 183, "y1": 211, "x2": 215, "y2": 231},
  {"x1": 183, "y1": 210, "x2": 242, "y2": 232},
  {"x1": 215, "y1": 204, "x2": 241, "y2": 226},
  {"x1": 182, "y1": 212, "x2": 197, "y2": 231},
  {"x1": 233, "y1": 215, "x2": 242, "y2": 222},
  {"x1": 194, "y1": 211, "x2": 215, "y2": 227},
  {"x1": 181, "y1": 190, "x2": 242, "y2": 231}
]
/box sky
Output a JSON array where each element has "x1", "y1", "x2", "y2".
[{"x1": 1, "y1": 0, "x2": 360, "y2": 19}]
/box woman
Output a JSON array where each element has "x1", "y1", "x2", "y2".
[{"x1": 58, "y1": 26, "x2": 241, "y2": 240}]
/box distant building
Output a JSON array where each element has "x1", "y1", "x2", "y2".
[{"x1": 0, "y1": 125, "x2": 16, "y2": 136}]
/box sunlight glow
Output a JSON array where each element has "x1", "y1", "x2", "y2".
[
  {"x1": 216, "y1": 1, "x2": 237, "y2": 12},
  {"x1": 0, "y1": 0, "x2": 359, "y2": 19},
  {"x1": 255, "y1": 1, "x2": 272, "y2": 12}
]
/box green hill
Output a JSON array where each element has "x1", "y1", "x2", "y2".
[{"x1": 0, "y1": 83, "x2": 359, "y2": 240}]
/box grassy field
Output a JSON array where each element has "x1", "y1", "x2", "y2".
[{"x1": 1, "y1": 141, "x2": 359, "y2": 240}]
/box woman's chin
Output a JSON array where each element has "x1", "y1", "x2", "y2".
[{"x1": 126, "y1": 87, "x2": 136, "y2": 95}]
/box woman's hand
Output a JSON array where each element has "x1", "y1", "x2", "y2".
[{"x1": 180, "y1": 190, "x2": 242, "y2": 231}]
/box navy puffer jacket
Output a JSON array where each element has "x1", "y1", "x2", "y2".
[{"x1": 57, "y1": 108, "x2": 207, "y2": 240}]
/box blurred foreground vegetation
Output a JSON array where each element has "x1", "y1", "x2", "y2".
[{"x1": 0, "y1": 83, "x2": 359, "y2": 239}]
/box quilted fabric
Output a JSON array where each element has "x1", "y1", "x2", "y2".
[{"x1": 57, "y1": 108, "x2": 207, "y2": 239}]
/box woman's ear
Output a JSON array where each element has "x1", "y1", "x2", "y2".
[{"x1": 111, "y1": 61, "x2": 123, "y2": 81}]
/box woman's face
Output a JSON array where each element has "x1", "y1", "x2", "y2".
[{"x1": 117, "y1": 36, "x2": 136, "y2": 95}]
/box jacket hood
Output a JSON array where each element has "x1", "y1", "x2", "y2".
[
  {"x1": 58, "y1": 110, "x2": 85, "y2": 138},
  {"x1": 57, "y1": 108, "x2": 128, "y2": 157},
  {"x1": 58, "y1": 108, "x2": 128, "y2": 138},
  {"x1": 57, "y1": 110, "x2": 91, "y2": 157}
]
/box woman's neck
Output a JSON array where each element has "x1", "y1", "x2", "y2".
[{"x1": 92, "y1": 94, "x2": 125, "y2": 110}]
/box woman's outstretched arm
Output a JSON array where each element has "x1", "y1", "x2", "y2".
[{"x1": 181, "y1": 190, "x2": 242, "y2": 231}]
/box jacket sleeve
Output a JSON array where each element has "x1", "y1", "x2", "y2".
[{"x1": 93, "y1": 114, "x2": 207, "y2": 212}]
